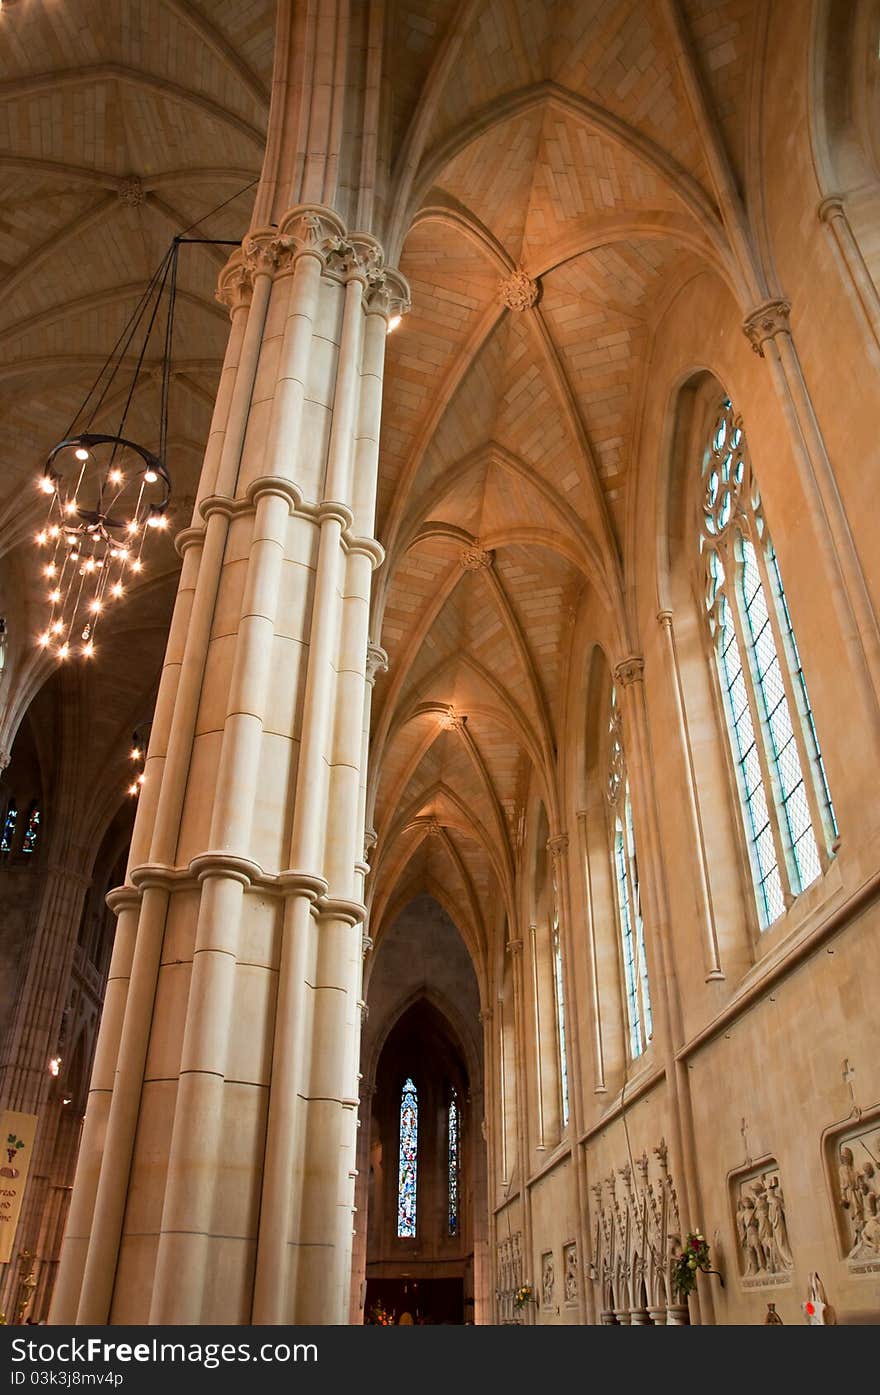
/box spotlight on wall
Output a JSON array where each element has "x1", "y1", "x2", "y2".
[{"x1": 48, "y1": 1056, "x2": 62, "y2": 1077}]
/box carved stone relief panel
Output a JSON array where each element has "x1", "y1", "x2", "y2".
[
  {"x1": 588, "y1": 1137, "x2": 683, "y2": 1321},
  {"x1": 541, "y1": 1250, "x2": 555, "y2": 1309},
  {"x1": 729, "y1": 1159, "x2": 794, "y2": 1287},
  {"x1": 563, "y1": 1242, "x2": 578, "y2": 1306},
  {"x1": 824, "y1": 1109, "x2": 880, "y2": 1272},
  {"x1": 495, "y1": 1229, "x2": 524, "y2": 1323}
]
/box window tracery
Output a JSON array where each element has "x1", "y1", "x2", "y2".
[
  {"x1": 699, "y1": 398, "x2": 837, "y2": 929},
  {"x1": 606, "y1": 688, "x2": 653, "y2": 1059},
  {"x1": 397, "y1": 1076, "x2": 418, "y2": 1238}
]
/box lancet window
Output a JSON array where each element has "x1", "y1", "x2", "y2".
[
  {"x1": 448, "y1": 1087, "x2": 459, "y2": 1237},
  {"x1": 606, "y1": 688, "x2": 653, "y2": 1059},
  {"x1": 397, "y1": 1076, "x2": 418, "y2": 1238}
]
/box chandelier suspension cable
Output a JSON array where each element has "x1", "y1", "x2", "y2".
[{"x1": 34, "y1": 176, "x2": 259, "y2": 663}]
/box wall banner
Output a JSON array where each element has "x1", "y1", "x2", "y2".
[{"x1": 0, "y1": 1110, "x2": 38, "y2": 1264}]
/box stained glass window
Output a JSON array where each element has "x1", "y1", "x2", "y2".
[
  {"x1": 448, "y1": 1088, "x2": 459, "y2": 1237},
  {"x1": 397, "y1": 1076, "x2": 418, "y2": 1238},
  {"x1": 700, "y1": 397, "x2": 836, "y2": 929},
  {"x1": 1, "y1": 799, "x2": 16, "y2": 854},
  {"x1": 22, "y1": 806, "x2": 40, "y2": 855},
  {"x1": 607, "y1": 688, "x2": 653, "y2": 1059}
]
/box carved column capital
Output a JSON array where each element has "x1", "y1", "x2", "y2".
[
  {"x1": 498, "y1": 269, "x2": 540, "y2": 311},
  {"x1": 425, "y1": 817, "x2": 444, "y2": 838},
  {"x1": 361, "y1": 933, "x2": 374, "y2": 958},
  {"x1": 215, "y1": 259, "x2": 252, "y2": 312},
  {"x1": 365, "y1": 643, "x2": 388, "y2": 685},
  {"x1": 439, "y1": 707, "x2": 467, "y2": 732},
  {"x1": 459, "y1": 543, "x2": 495, "y2": 571},
  {"x1": 742, "y1": 297, "x2": 791, "y2": 356},
  {"x1": 546, "y1": 834, "x2": 569, "y2": 861},
  {"x1": 478, "y1": 1007, "x2": 493, "y2": 1024},
  {"x1": 506, "y1": 937, "x2": 523, "y2": 958},
  {"x1": 613, "y1": 655, "x2": 645, "y2": 688},
  {"x1": 657, "y1": 608, "x2": 674, "y2": 629}
]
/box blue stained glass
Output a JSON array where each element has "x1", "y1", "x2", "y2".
[
  {"x1": 1, "y1": 800, "x2": 16, "y2": 854},
  {"x1": 448, "y1": 1089, "x2": 459, "y2": 1237},
  {"x1": 397, "y1": 1077, "x2": 418, "y2": 1238},
  {"x1": 22, "y1": 807, "x2": 40, "y2": 854}
]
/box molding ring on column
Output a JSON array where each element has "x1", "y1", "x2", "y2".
[
  {"x1": 246, "y1": 476, "x2": 304, "y2": 512},
  {"x1": 345, "y1": 536, "x2": 385, "y2": 569},
  {"x1": 174, "y1": 525, "x2": 206, "y2": 558},
  {"x1": 314, "y1": 895, "x2": 367, "y2": 926},
  {"x1": 199, "y1": 494, "x2": 249, "y2": 523},
  {"x1": 315, "y1": 499, "x2": 354, "y2": 530},
  {"x1": 276, "y1": 870, "x2": 329, "y2": 901},
  {"x1": 129, "y1": 863, "x2": 199, "y2": 892},
  {"x1": 106, "y1": 885, "x2": 142, "y2": 914},
  {"x1": 189, "y1": 851, "x2": 263, "y2": 886}
]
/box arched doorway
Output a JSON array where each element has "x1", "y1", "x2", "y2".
[{"x1": 356, "y1": 895, "x2": 486, "y2": 1324}]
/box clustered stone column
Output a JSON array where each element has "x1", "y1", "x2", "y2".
[{"x1": 51, "y1": 207, "x2": 409, "y2": 1326}]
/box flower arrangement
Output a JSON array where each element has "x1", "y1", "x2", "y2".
[
  {"x1": 513, "y1": 1282, "x2": 534, "y2": 1310},
  {"x1": 671, "y1": 1231, "x2": 712, "y2": 1298},
  {"x1": 368, "y1": 1299, "x2": 394, "y2": 1326}
]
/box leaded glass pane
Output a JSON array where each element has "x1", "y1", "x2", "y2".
[
  {"x1": 614, "y1": 817, "x2": 641, "y2": 1059},
  {"x1": 553, "y1": 927, "x2": 570, "y2": 1126},
  {"x1": 22, "y1": 807, "x2": 40, "y2": 854},
  {"x1": 397, "y1": 1077, "x2": 418, "y2": 1238},
  {"x1": 1, "y1": 800, "x2": 16, "y2": 854},
  {"x1": 448, "y1": 1089, "x2": 459, "y2": 1237}
]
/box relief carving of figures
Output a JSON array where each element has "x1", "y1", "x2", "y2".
[
  {"x1": 835, "y1": 1128, "x2": 880, "y2": 1266},
  {"x1": 541, "y1": 1251, "x2": 555, "y2": 1308},
  {"x1": 732, "y1": 1162, "x2": 793, "y2": 1283},
  {"x1": 563, "y1": 1243, "x2": 578, "y2": 1305}
]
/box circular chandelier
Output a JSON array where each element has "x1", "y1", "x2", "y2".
[
  {"x1": 34, "y1": 241, "x2": 179, "y2": 660},
  {"x1": 36, "y1": 434, "x2": 171, "y2": 658}
]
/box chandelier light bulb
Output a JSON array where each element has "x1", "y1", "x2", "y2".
[
  {"x1": 137, "y1": 772, "x2": 146, "y2": 785},
  {"x1": 64, "y1": 500, "x2": 77, "y2": 515},
  {"x1": 39, "y1": 632, "x2": 50, "y2": 648},
  {"x1": 131, "y1": 559, "x2": 143, "y2": 573},
  {"x1": 128, "y1": 783, "x2": 139, "y2": 797},
  {"x1": 84, "y1": 558, "x2": 96, "y2": 573},
  {"x1": 109, "y1": 468, "x2": 123, "y2": 484},
  {"x1": 58, "y1": 642, "x2": 70, "y2": 659},
  {"x1": 39, "y1": 476, "x2": 55, "y2": 495},
  {"x1": 110, "y1": 582, "x2": 123, "y2": 598},
  {"x1": 88, "y1": 599, "x2": 102, "y2": 614},
  {"x1": 48, "y1": 1056, "x2": 62, "y2": 1077},
  {"x1": 44, "y1": 563, "x2": 56, "y2": 577},
  {"x1": 126, "y1": 520, "x2": 138, "y2": 534},
  {"x1": 130, "y1": 747, "x2": 141, "y2": 762},
  {"x1": 49, "y1": 525, "x2": 60, "y2": 538},
  {"x1": 82, "y1": 642, "x2": 95, "y2": 658},
  {"x1": 49, "y1": 589, "x2": 61, "y2": 603},
  {"x1": 51, "y1": 620, "x2": 63, "y2": 634},
  {"x1": 74, "y1": 447, "x2": 90, "y2": 462},
  {"x1": 36, "y1": 530, "x2": 47, "y2": 545},
  {"x1": 144, "y1": 469, "x2": 158, "y2": 483}
]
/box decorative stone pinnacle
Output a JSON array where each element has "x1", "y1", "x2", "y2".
[
  {"x1": 459, "y1": 543, "x2": 494, "y2": 571},
  {"x1": 742, "y1": 298, "x2": 791, "y2": 356},
  {"x1": 613, "y1": 655, "x2": 645, "y2": 688},
  {"x1": 498, "y1": 269, "x2": 539, "y2": 312},
  {"x1": 118, "y1": 176, "x2": 144, "y2": 208}
]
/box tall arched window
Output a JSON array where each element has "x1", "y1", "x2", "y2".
[
  {"x1": 397, "y1": 1076, "x2": 418, "y2": 1238},
  {"x1": 1, "y1": 798, "x2": 17, "y2": 854},
  {"x1": 448, "y1": 1087, "x2": 460, "y2": 1237},
  {"x1": 22, "y1": 805, "x2": 40, "y2": 854},
  {"x1": 700, "y1": 398, "x2": 837, "y2": 929},
  {"x1": 606, "y1": 687, "x2": 653, "y2": 1059}
]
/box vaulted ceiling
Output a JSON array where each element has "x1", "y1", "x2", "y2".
[
  {"x1": 367, "y1": 0, "x2": 764, "y2": 977},
  {"x1": 0, "y1": 1, "x2": 767, "y2": 961}
]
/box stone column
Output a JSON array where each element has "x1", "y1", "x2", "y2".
[
  {"x1": 50, "y1": 210, "x2": 408, "y2": 1327},
  {"x1": 612, "y1": 655, "x2": 709, "y2": 1325},
  {"x1": 546, "y1": 834, "x2": 592, "y2": 1323},
  {"x1": 742, "y1": 298, "x2": 880, "y2": 740},
  {"x1": 818, "y1": 196, "x2": 880, "y2": 355}
]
